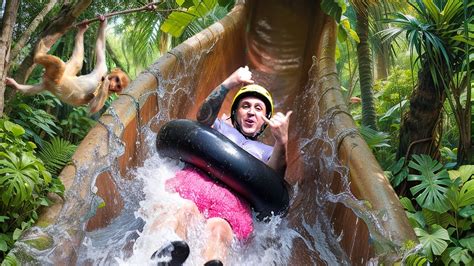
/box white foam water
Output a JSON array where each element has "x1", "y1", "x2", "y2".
[{"x1": 116, "y1": 154, "x2": 299, "y2": 265}]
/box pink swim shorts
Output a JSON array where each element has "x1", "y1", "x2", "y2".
[{"x1": 166, "y1": 167, "x2": 253, "y2": 240}]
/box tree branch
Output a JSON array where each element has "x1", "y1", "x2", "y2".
[
  {"x1": 10, "y1": 0, "x2": 59, "y2": 63},
  {"x1": 73, "y1": 1, "x2": 166, "y2": 27}
]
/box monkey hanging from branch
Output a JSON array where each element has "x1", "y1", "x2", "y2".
[{"x1": 6, "y1": 15, "x2": 130, "y2": 114}]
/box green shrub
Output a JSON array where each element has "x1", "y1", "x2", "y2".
[
  {"x1": 10, "y1": 103, "x2": 60, "y2": 148},
  {"x1": 59, "y1": 106, "x2": 96, "y2": 144},
  {"x1": 0, "y1": 119, "x2": 64, "y2": 260},
  {"x1": 388, "y1": 157, "x2": 474, "y2": 265}
]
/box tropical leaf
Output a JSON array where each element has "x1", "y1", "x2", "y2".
[
  {"x1": 387, "y1": 157, "x2": 409, "y2": 187},
  {"x1": 177, "y1": 0, "x2": 194, "y2": 8},
  {"x1": 447, "y1": 179, "x2": 474, "y2": 212},
  {"x1": 400, "y1": 196, "x2": 416, "y2": 212},
  {"x1": 59, "y1": 106, "x2": 96, "y2": 144},
  {"x1": 406, "y1": 211, "x2": 426, "y2": 228},
  {"x1": 408, "y1": 154, "x2": 453, "y2": 212},
  {"x1": 12, "y1": 103, "x2": 60, "y2": 147},
  {"x1": 459, "y1": 205, "x2": 474, "y2": 218},
  {"x1": 447, "y1": 247, "x2": 472, "y2": 265},
  {"x1": 383, "y1": 0, "x2": 470, "y2": 94},
  {"x1": 457, "y1": 179, "x2": 474, "y2": 207},
  {"x1": 338, "y1": 16, "x2": 353, "y2": 42},
  {"x1": 415, "y1": 224, "x2": 450, "y2": 258},
  {"x1": 3, "y1": 121, "x2": 25, "y2": 137},
  {"x1": 161, "y1": 0, "x2": 218, "y2": 37},
  {"x1": 460, "y1": 237, "x2": 474, "y2": 252},
  {"x1": 320, "y1": 0, "x2": 347, "y2": 22},
  {"x1": 38, "y1": 137, "x2": 76, "y2": 177},
  {"x1": 359, "y1": 126, "x2": 391, "y2": 149},
  {"x1": 379, "y1": 100, "x2": 408, "y2": 122},
  {"x1": 421, "y1": 208, "x2": 452, "y2": 228},
  {"x1": 441, "y1": 147, "x2": 457, "y2": 169},
  {"x1": 448, "y1": 165, "x2": 474, "y2": 183},
  {"x1": 0, "y1": 151, "x2": 44, "y2": 207}
]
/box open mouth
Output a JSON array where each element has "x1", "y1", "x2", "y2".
[{"x1": 243, "y1": 119, "x2": 255, "y2": 127}]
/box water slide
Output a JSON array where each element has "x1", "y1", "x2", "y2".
[{"x1": 9, "y1": 0, "x2": 417, "y2": 264}]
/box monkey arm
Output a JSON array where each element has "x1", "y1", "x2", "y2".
[
  {"x1": 88, "y1": 78, "x2": 109, "y2": 114},
  {"x1": 5, "y1": 77, "x2": 45, "y2": 95}
]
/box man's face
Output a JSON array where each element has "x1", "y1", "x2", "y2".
[{"x1": 235, "y1": 96, "x2": 266, "y2": 137}]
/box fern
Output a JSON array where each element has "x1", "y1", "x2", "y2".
[
  {"x1": 38, "y1": 137, "x2": 76, "y2": 177},
  {"x1": 405, "y1": 253, "x2": 428, "y2": 266}
]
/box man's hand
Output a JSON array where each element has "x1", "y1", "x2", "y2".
[
  {"x1": 221, "y1": 66, "x2": 254, "y2": 89},
  {"x1": 261, "y1": 111, "x2": 293, "y2": 145}
]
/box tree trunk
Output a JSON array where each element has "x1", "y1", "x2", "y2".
[
  {"x1": 456, "y1": 78, "x2": 472, "y2": 165},
  {"x1": 0, "y1": 0, "x2": 20, "y2": 117},
  {"x1": 396, "y1": 65, "x2": 445, "y2": 197},
  {"x1": 397, "y1": 64, "x2": 445, "y2": 161},
  {"x1": 372, "y1": 4, "x2": 390, "y2": 81},
  {"x1": 356, "y1": 7, "x2": 377, "y2": 129},
  {"x1": 457, "y1": 114, "x2": 472, "y2": 165},
  {"x1": 9, "y1": 0, "x2": 59, "y2": 63},
  {"x1": 374, "y1": 45, "x2": 389, "y2": 80},
  {"x1": 12, "y1": 0, "x2": 93, "y2": 84}
]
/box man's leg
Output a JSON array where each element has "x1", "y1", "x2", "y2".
[
  {"x1": 149, "y1": 200, "x2": 203, "y2": 264},
  {"x1": 149, "y1": 199, "x2": 202, "y2": 239},
  {"x1": 202, "y1": 217, "x2": 233, "y2": 265}
]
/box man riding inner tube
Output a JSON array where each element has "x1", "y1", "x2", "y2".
[
  {"x1": 156, "y1": 119, "x2": 289, "y2": 217},
  {"x1": 152, "y1": 66, "x2": 293, "y2": 266}
]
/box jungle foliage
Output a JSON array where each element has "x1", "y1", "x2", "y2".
[
  {"x1": 0, "y1": 118, "x2": 64, "y2": 258},
  {"x1": 336, "y1": 0, "x2": 473, "y2": 263}
]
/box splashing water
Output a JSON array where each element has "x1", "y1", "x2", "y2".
[{"x1": 111, "y1": 154, "x2": 301, "y2": 265}]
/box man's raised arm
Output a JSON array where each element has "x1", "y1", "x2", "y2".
[{"x1": 196, "y1": 66, "x2": 254, "y2": 126}]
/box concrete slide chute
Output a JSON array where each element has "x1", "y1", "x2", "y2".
[{"x1": 8, "y1": 0, "x2": 416, "y2": 264}]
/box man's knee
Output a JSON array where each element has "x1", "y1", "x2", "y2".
[
  {"x1": 179, "y1": 199, "x2": 199, "y2": 216},
  {"x1": 206, "y1": 218, "x2": 233, "y2": 243}
]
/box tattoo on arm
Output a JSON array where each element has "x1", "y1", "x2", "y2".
[{"x1": 197, "y1": 84, "x2": 229, "y2": 126}]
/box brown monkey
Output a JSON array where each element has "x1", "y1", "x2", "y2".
[{"x1": 5, "y1": 16, "x2": 130, "y2": 114}]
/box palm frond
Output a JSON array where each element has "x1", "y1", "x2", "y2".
[
  {"x1": 359, "y1": 126, "x2": 391, "y2": 148},
  {"x1": 38, "y1": 137, "x2": 76, "y2": 177}
]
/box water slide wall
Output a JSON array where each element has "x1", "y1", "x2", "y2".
[{"x1": 11, "y1": 0, "x2": 416, "y2": 264}]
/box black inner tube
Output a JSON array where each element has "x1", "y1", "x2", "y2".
[{"x1": 156, "y1": 119, "x2": 289, "y2": 218}]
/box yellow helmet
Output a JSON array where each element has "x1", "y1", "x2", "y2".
[{"x1": 231, "y1": 84, "x2": 274, "y2": 135}]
